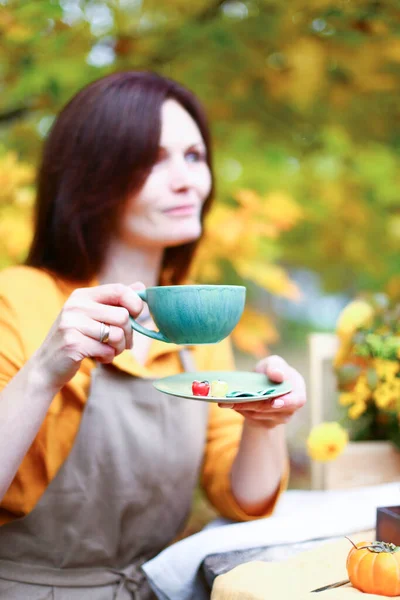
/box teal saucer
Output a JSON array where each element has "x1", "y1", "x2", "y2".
[{"x1": 153, "y1": 371, "x2": 292, "y2": 403}]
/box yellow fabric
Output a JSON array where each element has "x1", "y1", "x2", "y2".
[
  {"x1": 211, "y1": 530, "x2": 384, "y2": 600},
  {"x1": 0, "y1": 266, "x2": 288, "y2": 525}
]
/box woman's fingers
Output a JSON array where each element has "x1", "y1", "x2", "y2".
[
  {"x1": 237, "y1": 408, "x2": 293, "y2": 420},
  {"x1": 60, "y1": 306, "x2": 132, "y2": 352},
  {"x1": 68, "y1": 315, "x2": 127, "y2": 354},
  {"x1": 255, "y1": 355, "x2": 291, "y2": 382},
  {"x1": 34, "y1": 283, "x2": 146, "y2": 391},
  {"x1": 82, "y1": 283, "x2": 144, "y2": 316},
  {"x1": 235, "y1": 407, "x2": 293, "y2": 428},
  {"x1": 230, "y1": 390, "x2": 303, "y2": 413},
  {"x1": 85, "y1": 303, "x2": 133, "y2": 349},
  {"x1": 228, "y1": 377, "x2": 306, "y2": 428},
  {"x1": 63, "y1": 287, "x2": 145, "y2": 350},
  {"x1": 66, "y1": 330, "x2": 117, "y2": 364}
]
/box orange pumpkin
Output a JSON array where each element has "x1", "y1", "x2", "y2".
[{"x1": 346, "y1": 540, "x2": 400, "y2": 597}]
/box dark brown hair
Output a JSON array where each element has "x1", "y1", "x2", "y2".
[{"x1": 26, "y1": 71, "x2": 214, "y2": 285}]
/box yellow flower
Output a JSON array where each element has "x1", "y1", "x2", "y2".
[
  {"x1": 353, "y1": 374, "x2": 371, "y2": 404},
  {"x1": 333, "y1": 343, "x2": 352, "y2": 368},
  {"x1": 374, "y1": 389, "x2": 393, "y2": 410},
  {"x1": 374, "y1": 380, "x2": 400, "y2": 410},
  {"x1": 339, "y1": 392, "x2": 354, "y2": 406},
  {"x1": 374, "y1": 359, "x2": 399, "y2": 381},
  {"x1": 348, "y1": 402, "x2": 367, "y2": 419},
  {"x1": 336, "y1": 300, "x2": 374, "y2": 339},
  {"x1": 307, "y1": 422, "x2": 349, "y2": 462},
  {"x1": 391, "y1": 378, "x2": 400, "y2": 395}
]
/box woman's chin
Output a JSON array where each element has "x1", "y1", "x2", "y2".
[
  {"x1": 165, "y1": 235, "x2": 201, "y2": 248},
  {"x1": 164, "y1": 226, "x2": 202, "y2": 247},
  {"x1": 126, "y1": 223, "x2": 202, "y2": 249}
]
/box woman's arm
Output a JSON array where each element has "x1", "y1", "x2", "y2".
[
  {"x1": 201, "y1": 402, "x2": 289, "y2": 522},
  {"x1": 0, "y1": 282, "x2": 143, "y2": 502},
  {"x1": 230, "y1": 422, "x2": 287, "y2": 515},
  {"x1": 201, "y1": 344, "x2": 304, "y2": 520},
  {"x1": 0, "y1": 358, "x2": 60, "y2": 500},
  {"x1": 229, "y1": 355, "x2": 306, "y2": 514}
]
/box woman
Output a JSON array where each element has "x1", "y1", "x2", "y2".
[{"x1": 0, "y1": 71, "x2": 306, "y2": 599}]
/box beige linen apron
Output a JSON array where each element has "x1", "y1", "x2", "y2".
[{"x1": 0, "y1": 350, "x2": 209, "y2": 599}]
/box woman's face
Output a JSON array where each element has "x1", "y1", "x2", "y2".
[{"x1": 120, "y1": 99, "x2": 212, "y2": 250}]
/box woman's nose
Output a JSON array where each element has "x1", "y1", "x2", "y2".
[{"x1": 169, "y1": 156, "x2": 191, "y2": 191}]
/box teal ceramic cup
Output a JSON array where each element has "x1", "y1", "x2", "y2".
[{"x1": 130, "y1": 284, "x2": 246, "y2": 344}]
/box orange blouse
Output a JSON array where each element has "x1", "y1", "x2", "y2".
[{"x1": 0, "y1": 266, "x2": 288, "y2": 526}]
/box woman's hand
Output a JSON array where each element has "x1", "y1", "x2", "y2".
[
  {"x1": 221, "y1": 355, "x2": 306, "y2": 429},
  {"x1": 32, "y1": 283, "x2": 144, "y2": 392}
]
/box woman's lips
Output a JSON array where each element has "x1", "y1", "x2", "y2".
[{"x1": 162, "y1": 204, "x2": 197, "y2": 217}]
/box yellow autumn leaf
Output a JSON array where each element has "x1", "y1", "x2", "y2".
[
  {"x1": 321, "y1": 183, "x2": 346, "y2": 210},
  {"x1": 250, "y1": 221, "x2": 280, "y2": 239},
  {"x1": 14, "y1": 187, "x2": 34, "y2": 207},
  {"x1": 334, "y1": 42, "x2": 397, "y2": 93},
  {"x1": 388, "y1": 215, "x2": 400, "y2": 242},
  {"x1": 386, "y1": 275, "x2": 400, "y2": 301},
  {"x1": 204, "y1": 204, "x2": 248, "y2": 251},
  {"x1": 0, "y1": 152, "x2": 35, "y2": 202},
  {"x1": 262, "y1": 191, "x2": 303, "y2": 231},
  {"x1": 384, "y1": 39, "x2": 400, "y2": 62},
  {"x1": 0, "y1": 210, "x2": 33, "y2": 260},
  {"x1": 6, "y1": 23, "x2": 32, "y2": 42},
  {"x1": 190, "y1": 251, "x2": 221, "y2": 283},
  {"x1": 235, "y1": 189, "x2": 302, "y2": 233},
  {"x1": 235, "y1": 189, "x2": 263, "y2": 211},
  {"x1": 0, "y1": 152, "x2": 35, "y2": 266},
  {"x1": 266, "y1": 38, "x2": 326, "y2": 108},
  {"x1": 232, "y1": 306, "x2": 278, "y2": 358},
  {"x1": 236, "y1": 259, "x2": 301, "y2": 300}
]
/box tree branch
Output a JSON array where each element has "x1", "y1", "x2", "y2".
[
  {"x1": 0, "y1": 105, "x2": 30, "y2": 125},
  {"x1": 197, "y1": 0, "x2": 226, "y2": 22},
  {"x1": 140, "y1": 0, "x2": 226, "y2": 68},
  {"x1": 0, "y1": 1, "x2": 227, "y2": 124}
]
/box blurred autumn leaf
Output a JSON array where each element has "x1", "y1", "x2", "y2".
[
  {"x1": 1, "y1": 0, "x2": 399, "y2": 355},
  {"x1": 0, "y1": 150, "x2": 34, "y2": 269},
  {"x1": 231, "y1": 306, "x2": 279, "y2": 358}
]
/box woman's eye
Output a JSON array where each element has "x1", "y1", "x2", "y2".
[{"x1": 186, "y1": 150, "x2": 205, "y2": 163}]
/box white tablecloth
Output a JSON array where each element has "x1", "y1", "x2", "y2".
[{"x1": 142, "y1": 483, "x2": 400, "y2": 600}]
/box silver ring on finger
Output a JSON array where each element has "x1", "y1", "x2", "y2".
[{"x1": 99, "y1": 322, "x2": 111, "y2": 344}]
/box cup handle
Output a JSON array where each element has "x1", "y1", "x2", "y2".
[{"x1": 129, "y1": 289, "x2": 172, "y2": 344}]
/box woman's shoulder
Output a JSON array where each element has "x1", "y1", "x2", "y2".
[
  {"x1": 0, "y1": 265, "x2": 59, "y2": 307},
  {"x1": 0, "y1": 267, "x2": 64, "y2": 354},
  {"x1": 0, "y1": 264, "x2": 56, "y2": 290}
]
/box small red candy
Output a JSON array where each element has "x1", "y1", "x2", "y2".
[{"x1": 192, "y1": 380, "x2": 210, "y2": 396}]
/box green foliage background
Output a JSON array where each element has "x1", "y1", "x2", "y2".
[{"x1": 1, "y1": 0, "x2": 399, "y2": 296}]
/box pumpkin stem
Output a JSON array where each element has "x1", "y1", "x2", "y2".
[
  {"x1": 349, "y1": 540, "x2": 400, "y2": 553},
  {"x1": 345, "y1": 536, "x2": 358, "y2": 549}
]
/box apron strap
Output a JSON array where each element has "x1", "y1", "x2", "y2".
[{"x1": 110, "y1": 564, "x2": 146, "y2": 600}]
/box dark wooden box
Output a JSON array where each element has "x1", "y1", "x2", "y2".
[{"x1": 376, "y1": 506, "x2": 400, "y2": 545}]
